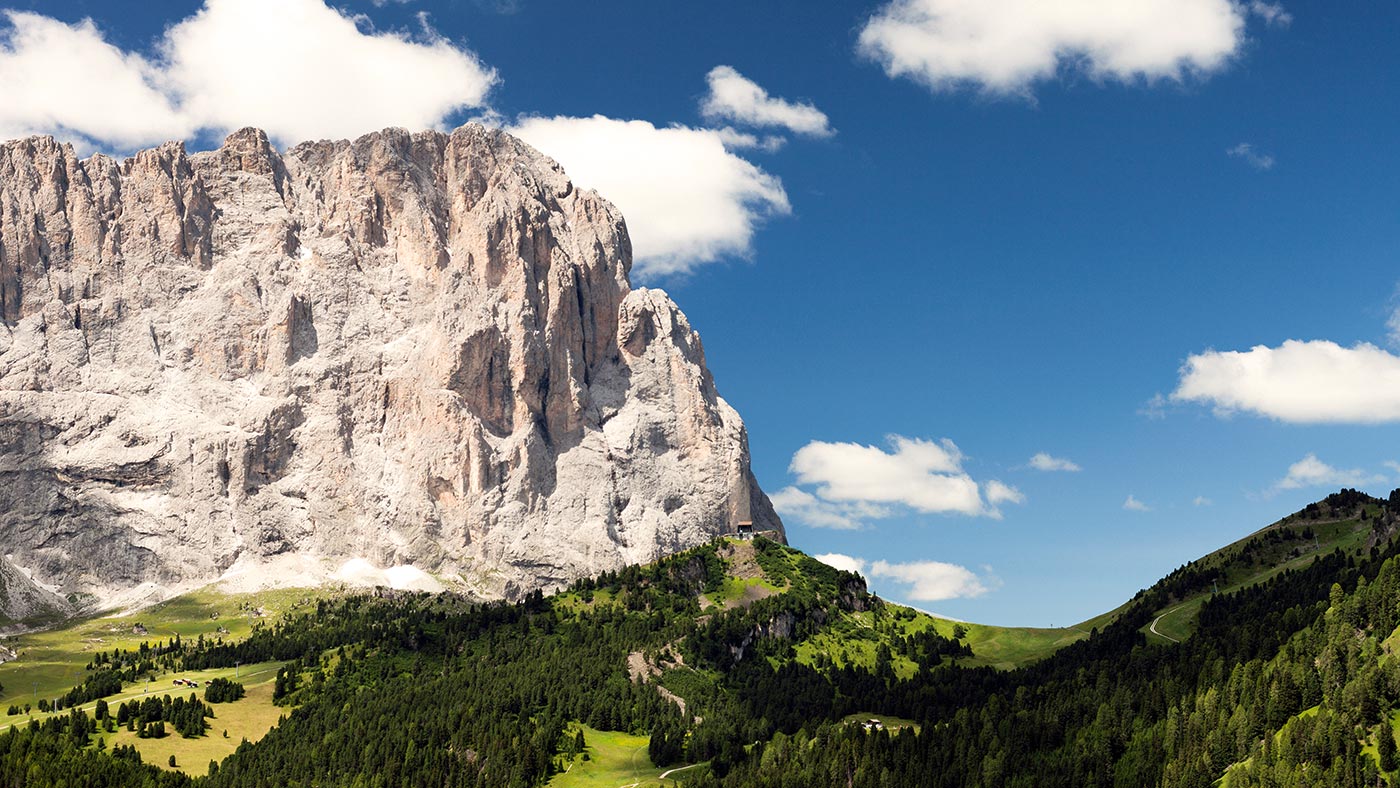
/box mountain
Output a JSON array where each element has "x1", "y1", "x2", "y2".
[{"x1": 0, "y1": 124, "x2": 781, "y2": 619}]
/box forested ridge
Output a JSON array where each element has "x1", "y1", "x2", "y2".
[{"x1": 2, "y1": 490, "x2": 1399, "y2": 787}]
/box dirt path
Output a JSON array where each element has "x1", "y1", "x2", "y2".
[{"x1": 1149, "y1": 605, "x2": 1184, "y2": 644}]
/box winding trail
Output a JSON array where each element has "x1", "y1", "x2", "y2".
[
  {"x1": 1149, "y1": 605, "x2": 1185, "y2": 644},
  {"x1": 659, "y1": 763, "x2": 703, "y2": 781}
]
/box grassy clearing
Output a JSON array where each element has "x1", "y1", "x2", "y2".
[
  {"x1": 953, "y1": 621, "x2": 1086, "y2": 670},
  {"x1": 0, "y1": 660, "x2": 285, "y2": 775},
  {"x1": 793, "y1": 603, "x2": 1082, "y2": 674},
  {"x1": 840, "y1": 712, "x2": 922, "y2": 734},
  {"x1": 101, "y1": 664, "x2": 284, "y2": 774},
  {"x1": 549, "y1": 725, "x2": 689, "y2": 788},
  {"x1": 705, "y1": 576, "x2": 781, "y2": 610},
  {"x1": 0, "y1": 586, "x2": 325, "y2": 707}
]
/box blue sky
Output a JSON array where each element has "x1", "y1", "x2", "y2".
[{"x1": 4, "y1": 0, "x2": 1399, "y2": 625}]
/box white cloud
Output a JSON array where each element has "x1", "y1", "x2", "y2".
[
  {"x1": 770, "y1": 487, "x2": 888, "y2": 531},
  {"x1": 1273, "y1": 454, "x2": 1384, "y2": 492},
  {"x1": 857, "y1": 0, "x2": 1246, "y2": 96},
  {"x1": 815, "y1": 554, "x2": 994, "y2": 601},
  {"x1": 1227, "y1": 142, "x2": 1275, "y2": 171},
  {"x1": 1139, "y1": 393, "x2": 1169, "y2": 419},
  {"x1": 1193, "y1": 496, "x2": 1213, "y2": 507},
  {"x1": 162, "y1": 1, "x2": 496, "y2": 145},
  {"x1": 1123, "y1": 494, "x2": 1151, "y2": 512},
  {"x1": 0, "y1": 12, "x2": 192, "y2": 150},
  {"x1": 1386, "y1": 460, "x2": 1400, "y2": 478},
  {"x1": 1387, "y1": 304, "x2": 1400, "y2": 348},
  {"x1": 869, "y1": 559, "x2": 992, "y2": 601},
  {"x1": 510, "y1": 115, "x2": 790, "y2": 278},
  {"x1": 0, "y1": 0, "x2": 497, "y2": 151},
  {"x1": 1249, "y1": 1, "x2": 1293, "y2": 27},
  {"x1": 1172, "y1": 340, "x2": 1400, "y2": 424},
  {"x1": 985, "y1": 480, "x2": 1025, "y2": 506},
  {"x1": 789, "y1": 436, "x2": 1003, "y2": 518},
  {"x1": 700, "y1": 66, "x2": 832, "y2": 138},
  {"x1": 1029, "y1": 452, "x2": 1081, "y2": 472},
  {"x1": 714, "y1": 127, "x2": 787, "y2": 153},
  {"x1": 814, "y1": 553, "x2": 868, "y2": 575}
]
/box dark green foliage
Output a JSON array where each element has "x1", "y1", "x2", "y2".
[
  {"x1": 117, "y1": 694, "x2": 212, "y2": 739},
  {"x1": 1379, "y1": 723, "x2": 1397, "y2": 773},
  {"x1": 203, "y1": 678, "x2": 245, "y2": 704},
  {"x1": 0, "y1": 709, "x2": 187, "y2": 788}
]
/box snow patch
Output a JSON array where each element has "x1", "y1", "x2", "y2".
[{"x1": 334, "y1": 559, "x2": 443, "y2": 592}]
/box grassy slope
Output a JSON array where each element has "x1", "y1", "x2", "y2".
[
  {"x1": 548, "y1": 725, "x2": 685, "y2": 788},
  {"x1": 1143, "y1": 511, "x2": 1376, "y2": 644},
  {"x1": 0, "y1": 586, "x2": 323, "y2": 706}
]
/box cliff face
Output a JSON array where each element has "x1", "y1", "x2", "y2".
[{"x1": 0, "y1": 124, "x2": 781, "y2": 615}]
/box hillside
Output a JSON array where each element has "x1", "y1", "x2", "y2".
[{"x1": 1, "y1": 489, "x2": 1399, "y2": 787}]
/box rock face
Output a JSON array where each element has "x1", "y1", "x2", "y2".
[{"x1": 0, "y1": 124, "x2": 781, "y2": 617}]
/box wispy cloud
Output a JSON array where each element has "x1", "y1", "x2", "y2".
[
  {"x1": 1123, "y1": 495, "x2": 1151, "y2": 512},
  {"x1": 1028, "y1": 452, "x2": 1081, "y2": 472},
  {"x1": 1249, "y1": 1, "x2": 1293, "y2": 27},
  {"x1": 701, "y1": 66, "x2": 832, "y2": 138},
  {"x1": 1193, "y1": 496, "x2": 1213, "y2": 507},
  {"x1": 1227, "y1": 142, "x2": 1276, "y2": 171}
]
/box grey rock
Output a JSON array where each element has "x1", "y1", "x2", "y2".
[{"x1": 0, "y1": 124, "x2": 781, "y2": 617}]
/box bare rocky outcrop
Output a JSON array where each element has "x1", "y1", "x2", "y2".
[{"x1": 0, "y1": 124, "x2": 782, "y2": 618}]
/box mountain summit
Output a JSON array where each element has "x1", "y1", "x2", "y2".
[{"x1": 0, "y1": 124, "x2": 781, "y2": 618}]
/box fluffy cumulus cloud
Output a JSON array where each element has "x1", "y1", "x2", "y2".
[
  {"x1": 1123, "y1": 494, "x2": 1151, "y2": 512},
  {"x1": 510, "y1": 115, "x2": 789, "y2": 278},
  {"x1": 161, "y1": 1, "x2": 496, "y2": 144},
  {"x1": 814, "y1": 553, "x2": 869, "y2": 575},
  {"x1": 1029, "y1": 452, "x2": 1081, "y2": 472},
  {"x1": 0, "y1": 0, "x2": 496, "y2": 150},
  {"x1": 1273, "y1": 454, "x2": 1384, "y2": 492},
  {"x1": 1172, "y1": 340, "x2": 1400, "y2": 424},
  {"x1": 0, "y1": 12, "x2": 192, "y2": 149},
  {"x1": 773, "y1": 435, "x2": 1022, "y2": 529},
  {"x1": 813, "y1": 554, "x2": 993, "y2": 602},
  {"x1": 857, "y1": 0, "x2": 1246, "y2": 96},
  {"x1": 700, "y1": 66, "x2": 833, "y2": 138},
  {"x1": 869, "y1": 560, "x2": 992, "y2": 601}
]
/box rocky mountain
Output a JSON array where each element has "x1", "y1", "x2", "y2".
[{"x1": 0, "y1": 124, "x2": 781, "y2": 619}]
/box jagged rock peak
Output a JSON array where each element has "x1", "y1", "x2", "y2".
[{"x1": 0, "y1": 123, "x2": 782, "y2": 616}]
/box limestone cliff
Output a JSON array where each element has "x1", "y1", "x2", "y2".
[{"x1": 0, "y1": 124, "x2": 781, "y2": 617}]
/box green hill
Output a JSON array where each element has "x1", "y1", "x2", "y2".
[{"x1": 2, "y1": 488, "x2": 1399, "y2": 788}]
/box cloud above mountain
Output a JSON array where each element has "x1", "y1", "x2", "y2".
[
  {"x1": 814, "y1": 553, "x2": 994, "y2": 601},
  {"x1": 0, "y1": 0, "x2": 496, "y2": 149},
  {"x1": 509, "y1": 115, "x2": 790, "y2": 278},
  {"x1": 774, "y1": 435, "x2": 1023, "y2": 528}
]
